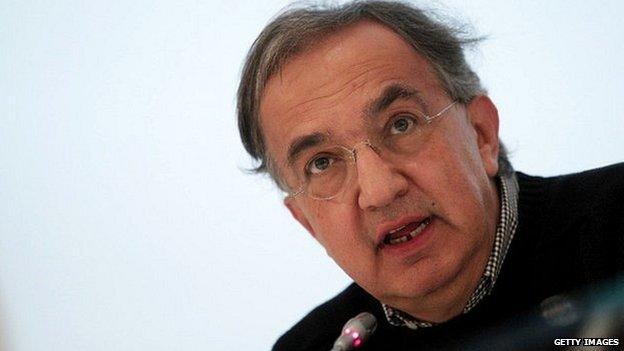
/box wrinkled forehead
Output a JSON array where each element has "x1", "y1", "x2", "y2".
[{"x1": 258, "y1": 21, "x2": 445, "y2": 166}]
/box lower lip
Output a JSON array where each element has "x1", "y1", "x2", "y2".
[{"x1": 381, "y1": 218, "x2": 436, "y2": 257}]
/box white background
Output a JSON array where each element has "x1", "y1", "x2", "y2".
[{"x1": 1, "y1": 0, "x2": 623, "y2": 350}]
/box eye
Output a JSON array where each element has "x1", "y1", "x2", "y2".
[
  {"x1": 305, "y1": 155, "x2": 334, "y2": 175},
  {"x1": 389, "y1": 115, "x2": 416, "y2": 135}
]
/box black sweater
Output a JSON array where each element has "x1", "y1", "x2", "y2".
[{"x1": 273, "y1": 164, "x2": 624, "y2": 351}]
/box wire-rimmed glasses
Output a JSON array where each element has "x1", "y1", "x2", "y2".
[{"x1": 287, "y1": 101, "x2": 458, "y2": 200}]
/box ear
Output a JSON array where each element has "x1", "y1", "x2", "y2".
[
  {"x1": 466, "y1": 95, "x2": 500, "y2": 178},
  {"x1": 284, "y1": 197, "x2": 317, "y2": 238}
]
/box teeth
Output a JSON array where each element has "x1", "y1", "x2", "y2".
[
  {"x1": 388, "y1": 224, "x2": 406, "y2": 234},
  {"x1": 387, "y1": 218, "x2": 430, "y2": 245}
]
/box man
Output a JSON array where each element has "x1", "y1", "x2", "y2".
[{"x1": 237, "y1": 1, "x2": 624, "y2": 350}]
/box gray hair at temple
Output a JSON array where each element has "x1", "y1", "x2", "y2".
[{"x1": 237, "y1": 0, "x2": 513, "y2": 190}]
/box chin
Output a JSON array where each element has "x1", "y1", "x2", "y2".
[{"x1": 377, "y1": 252, "x2": 469, "y2": 307}]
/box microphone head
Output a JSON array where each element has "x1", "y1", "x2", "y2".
[
  {"x1": 343, "y1": 312, "x2": 377, "y2": 335},
  {"x1": 332, "y1": 312, "x2": 377, "y2": 350}
]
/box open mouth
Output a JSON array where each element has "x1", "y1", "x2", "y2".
[{"x1": 382, "y1": 217, "x2": 431, "y2": 246}]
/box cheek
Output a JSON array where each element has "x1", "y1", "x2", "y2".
[
  {"x1": 436, "y1": 121, "x2": 488, "y2": 187},
  {"x1": 404, "y1": 129, "x2": 491, "y2": 229},
  {"x1": 306, "y1": 203, "x2": 359, "y2": 249},
  {"x1": 305, "y1": 203, "x2": 376, "y2": 276}
]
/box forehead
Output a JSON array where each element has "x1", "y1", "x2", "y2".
[{"x1": 259, "y1": 21, "x2": 445, "y2": 163}]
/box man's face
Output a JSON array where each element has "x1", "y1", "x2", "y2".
[{"x1": 259, "y1": 21, "x2": 501, "y2": 320}]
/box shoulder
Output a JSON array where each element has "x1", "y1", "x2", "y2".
[
  {"x1": 558, "y1": 163, "x2": 624, "y2": 226},
  {"x1": 272, "y1": 283, "x2": 381, "y2": 351},
  {"x1": 516, "y1": 163, "x2": 624, "y2": 283},
  {"x1": 549, "y1": 162, "x2": 624, "y2": 199},
  {"x1": 517, "y1": 162, "x2": 624, "y2": 212}
]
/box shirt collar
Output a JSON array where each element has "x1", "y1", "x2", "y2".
[{"x1": 382, "y1": 173, "x2": 520, "y2": 329}]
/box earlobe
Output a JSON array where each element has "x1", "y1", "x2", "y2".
[
  {"x1": 284, "y1": 197, "x2": 316, "y2": 237},
  {"x1": 467, "y1": 95, "x2": 500, "y2": 177}
]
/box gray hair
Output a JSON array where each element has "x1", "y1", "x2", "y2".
[{"x1": 237, "y1": 0, "x2": 513, "y2": 189}]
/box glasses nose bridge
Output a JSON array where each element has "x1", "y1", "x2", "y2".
[
  {"x1": 349, "y1": 139, "x2": 380, "y2": 163},
  {"x1": 343, "y1": 138, "x2": 391, "y2": 182}
]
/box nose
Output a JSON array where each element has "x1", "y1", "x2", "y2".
[{"x1": 354, "y1": 144, "x2": 409, "y2": 210}]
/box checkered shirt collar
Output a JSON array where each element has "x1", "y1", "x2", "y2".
[{"x1": 382, "y1": 173, "x2": 520, "y2": 329}]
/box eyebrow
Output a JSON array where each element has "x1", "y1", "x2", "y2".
[
  {"x1": 286, "y1": 132, "x2": 328, "y2": 166},
  {"x1": 366, "y1": 83, "x2": 428, "y2": 117}
]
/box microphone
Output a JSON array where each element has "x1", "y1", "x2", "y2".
[{"x1": 330, "y1": 312, "x2": 377, "y2": 351}]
